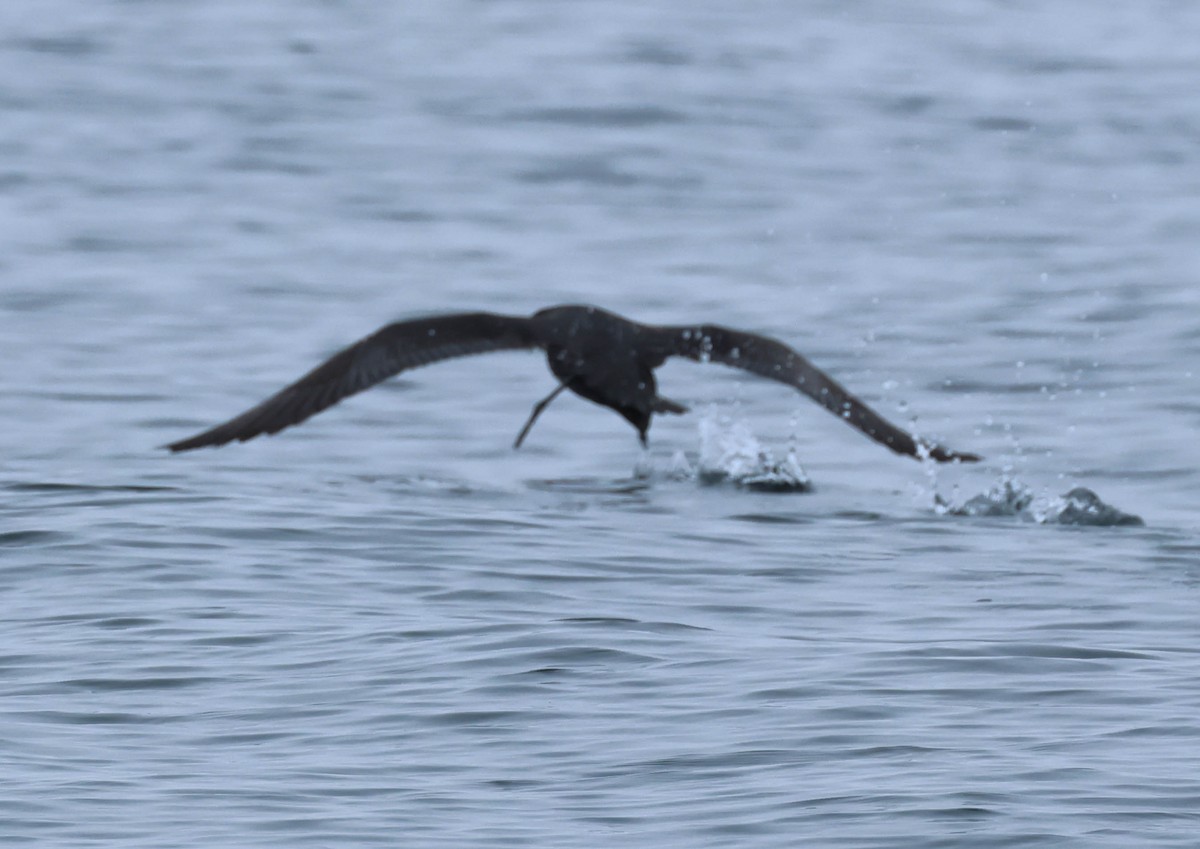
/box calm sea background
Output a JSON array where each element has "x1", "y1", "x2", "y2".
[{"x1": 3, "y1": 2, "x2": 1200, "y2": 847}]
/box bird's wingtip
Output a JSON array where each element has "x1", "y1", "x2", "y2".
[
  {"x1": 161, "y1": 435, "x2": 209, "y2": 453},
  {"x1": 937, "y1": 448, "x2": 983, "y2": 463},
  {"x1": 922, "y1": 441, "x2": 983, "y2": 463}
]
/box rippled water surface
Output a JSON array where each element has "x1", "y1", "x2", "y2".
[{"x1": 3, "y1": 2, "x2": 1200, "y2": 847}]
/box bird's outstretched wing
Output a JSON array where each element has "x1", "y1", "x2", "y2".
[
  {"x1": 166, "y1": 312, "x2": 540, "y2": 451},
  {"x1": 659, "y1": 324, "x2": 980, "y2": 462}
]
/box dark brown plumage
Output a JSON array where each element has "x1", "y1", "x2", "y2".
[{"x1": 165, "y1": 304, "x2": 980, "y2": 462}]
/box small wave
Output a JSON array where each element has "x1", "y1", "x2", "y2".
[
  {"x1": 353, "y1": 474, "x2": 478, "y2": 497},
  {"x1": 508, "y1": 105, "x2": 687, "y2": 128},
  {"x1": 526, "y1": 477, "x2": 651, "y2": 496},
  {"x1": 2, "y1": 481, "x2": 178, "y2": 494},
  {"x1": 937, "y1": 479, "x2": 1143, "y2": 527},
  {"x1": 0, "y1": 529, "x2": 67, "y2": 547}
]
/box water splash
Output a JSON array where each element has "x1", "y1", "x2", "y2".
[
  {"x1": 633, "y1": 411, "x2": 811, "y2": 491},
  {"x1": 936, "y1": 478, "x2": 1143, "y2": 527},
  {"x1": 693, "y1": 412, "x2": 812, "y2": 492},
  {"x1": 1035, "y1": 487, "x2": 1145, "y2": 527},
  {"x1": 935, "y1": 478, "x2": 1033, "y2": 517}
]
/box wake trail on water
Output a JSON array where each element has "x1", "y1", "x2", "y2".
[{"x1": 632, "y1": 409, "x2": 1145, "y2": 526}]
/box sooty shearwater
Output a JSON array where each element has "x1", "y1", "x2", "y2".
[{"x1": 166, "y1": 304, "x2": 980, "y2": 462}]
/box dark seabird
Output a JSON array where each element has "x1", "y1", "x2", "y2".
[{"x1": 165, "y1": 304, "x2": 980, "y2": 462}]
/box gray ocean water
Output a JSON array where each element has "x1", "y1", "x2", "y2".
[{"x1": 3, "y1": 2, "x2": 1200, "y2": 847}]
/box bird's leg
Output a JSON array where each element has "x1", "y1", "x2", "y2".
[{"x1": 513, "y1": 382, "x2": 569, "y2": 449}]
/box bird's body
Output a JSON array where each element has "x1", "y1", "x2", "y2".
[{"x1": 166, "y1": 304, "x2": 979, "y2": 463}]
